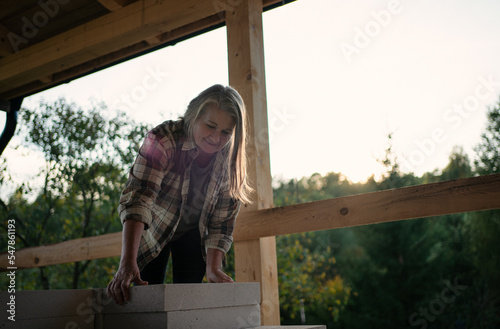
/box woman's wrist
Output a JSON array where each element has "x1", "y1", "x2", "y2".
[{"x1": 206, "y1": 248, "x2": 224, "y2": 270}]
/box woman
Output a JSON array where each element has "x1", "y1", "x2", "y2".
[{"x1": 107, "y1": 84, "x2": 251, "y2": 305}]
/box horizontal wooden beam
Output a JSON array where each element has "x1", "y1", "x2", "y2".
[
  {"x1": 0, "y1": 23, "x2": 15, "y2": 57},
  {"x1": 0, "y1": 0, "x2": 289, "y2": 100},
  {"x1": 97, "y1": 0, "x2": 137, "y2": 12},
  {"x1": 1, "y1": 13, "x2": 225, "y2": 101},
  {"x1": 3, "y1": 174, "x2": 498, "y2": 271},
  {"x1": 233, "y1": 173, "x2": 500, "y2": 241},
  {"x1": 0, "y1": 0, "x2": 220, "y2": 96},
  {"x1": 1, "y1": 232, "x2": 122, "y2": 270}
]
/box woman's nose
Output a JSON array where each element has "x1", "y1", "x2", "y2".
[{"x1": 211, "y1": 133, "x2": 221, "y2": 143}]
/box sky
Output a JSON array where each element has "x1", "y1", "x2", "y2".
[{"x1": 2, "y1": 0, "x2": 500, "y2": 192}]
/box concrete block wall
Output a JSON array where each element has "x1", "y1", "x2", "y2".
[
  {"x1": 0, "y1": 283, "x2": 261, "y2": 329},
  {"x1": 96, "y1": 283, "x2": 262, "y2": 329},
  {"x1": 0, "y1": 288, "x2": 96, "y2": 329},
  {"x1": 0, "y1": 283, "x2": 326, "y2": 329}
]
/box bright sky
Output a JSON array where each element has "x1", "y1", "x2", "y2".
[{"x1": 2, "y1": 0, "x2": 500, "y2": 190}]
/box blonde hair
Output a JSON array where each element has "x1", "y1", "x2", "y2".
[{"x1": 183, "y1": 84, "x2": 252, "y2": 204}]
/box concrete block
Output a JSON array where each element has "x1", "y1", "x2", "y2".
[
  {"x1": 248, "y1": 327, "x2": 327, "y2": 329},
  {"x1": 0, "y1": 315, "x2": 94, "y2": 329},
  {"x1": 102, "y1": 312, "x2": 168, "y2": 329},
  {"x1": 102, "y1": 304, "x2": 260, "y2": 329},
  {"x1": 99, "y1": 282, "x2": 261, "y2": 314},
  {"x1": 168, "y1": 305, "x2": 261, "y2": 329},
  {"x1": 0, "y1": 288, "x2": 94, "y2": 320}
]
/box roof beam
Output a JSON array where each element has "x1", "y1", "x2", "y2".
[
  {"x1": 0, "y1": 0, "x2": 289, "y2": 100},
  {"x1": 0, "y1": 23, "x2": 15, "y2": 56},
  {"x1": 0, "y1": 0, "x2": 220, "y2": 98},
  {"x1": 97, "y1": 0, "x2": 137, "y2": 12},
  {"x1": 1, "y1": 13, "x2": 225, "y2": 102}
]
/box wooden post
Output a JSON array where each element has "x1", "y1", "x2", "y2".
[{"x1": 226, "y1": 0, "x2": 280, "y2": 325}]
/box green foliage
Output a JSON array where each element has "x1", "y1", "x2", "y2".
[
  {"x1": 278, "y1": 232, "x2": 350, "y2": 324},
  {"x1": 273, "y1": 172, "x2": 378, "y2": 208},
  {"x1": 475, "y1": 99, "x2": 500, "y2": 174},
  {"x1": 0, "y1": 98, "x2": 150, "y2": 290},
  {"x1": 274, "y1": 105, "x2": 500, "y2": 328}
]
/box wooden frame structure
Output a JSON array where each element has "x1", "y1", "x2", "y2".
[
  {"x1": 1, "y1": 0, "x2": 500, "y2": 326},
  {"x1": 2, "y1": 173, "x2": 500, "y2": 323}
]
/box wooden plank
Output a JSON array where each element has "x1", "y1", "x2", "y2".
[
  {"x1": 145, "y1": 35, "x2": 163, "y2": 46},
  {"x1": 2, "y1": 13, "x2": 225, "y2": 100},
  {"x1": 38, "y1": 75, "x2": 53, "y2": 84},
  {"x1": 97, "y1": 0, "x2": 136, "y2": 12},
  {"x1": 0, "y1": 23, "x2": 15, "y2": 56},
  {"x1": 233, "y1": 173, "x2": 500, "y2": 241},
  {"x1": 0, "y1": 0, "x2": 290, "y2": 99},
  {"x1": 0, "y1": 232, "x2": 122, "y2": 270},
  {"x1": 0, "y1": 0, "x2": 220, "y2": 93},
  {"x1": 226, "y1": 0, "x2": 280, "y2": 325}
]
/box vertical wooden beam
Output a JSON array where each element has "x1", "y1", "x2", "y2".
[{"x1": 226, "y1": 0, "x2": 280, "y2": 325}]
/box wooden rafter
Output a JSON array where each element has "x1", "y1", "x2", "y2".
[
  {"x1": 0, "y1": 0, "x2": 220, "y2": 97},
  {"x1": 2, "y1": 13, "x2": 225, "y2": 102},
  {"x1": 0, "y1": 0, "x2": 288, "y2": 101},
  {"x1": 0, "y1": 23, "x2": 15, "y2": 57},
  {"x1": 96, "y1": 0, "x2": 136, "y2": 12}
]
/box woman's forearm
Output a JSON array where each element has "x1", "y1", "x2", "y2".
[
  {"x1": 120, "y1": 220, "x2": 145, "y2": 265},
  {"x1": 206, "y1": 248, "x2": 224, "y2": 270},
  {"x1": 108, "y1": 219, "x2": 148, "y2": 305}
]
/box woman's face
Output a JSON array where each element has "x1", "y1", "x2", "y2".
[{"x1": 193, "y1": 104, "x2": 236, "y2": 156}]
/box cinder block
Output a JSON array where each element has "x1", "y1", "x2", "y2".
[
  {"x1": 0, "y1": 315, "x2": 94, "y2": 329},
  {"x1": 248, "y1": 326, "x2": 327, "y2": 329},
  {"x1": 168, "y1": 305, "x2": 261, "y2": 329},
  {"x1": 102, "y1": 304, "x2": 260, "y2": 329},
  {"x1": 99, "y1": 282, "x2": 261, "y2": 314},
  {"x1": 0, "y1": 288, "x2": 94, "y2": 320},
  {"x1": 0, "y1": 282, "x2": 266, "y2": 328},
  {"x1": 102, "y1": 312, "x2": 168, "y2": 329}
]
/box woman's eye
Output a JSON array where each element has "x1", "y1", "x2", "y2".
[{"x1": 206, "y1": 124, "x2": 216, "y2": 129}]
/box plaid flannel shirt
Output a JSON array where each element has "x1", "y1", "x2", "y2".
[{"x1": 118, "y1": 120, "x2": 241, "y2": 270}]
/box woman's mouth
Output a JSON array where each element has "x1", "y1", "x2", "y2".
[{"x1": 204, "y1": 138, "x2": 218, "y2": 147}]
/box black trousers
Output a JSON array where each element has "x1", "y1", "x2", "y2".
[{"x1": 140, "y1": 228, "x2": 206, "y2": 284}]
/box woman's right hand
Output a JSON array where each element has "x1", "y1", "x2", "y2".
[{"x1": 107, "y1": 260, "x2": 148, "y2": 305}]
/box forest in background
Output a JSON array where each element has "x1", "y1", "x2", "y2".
[{"x1": 1, "y1": 97, "x2": 499, "y2": 329}]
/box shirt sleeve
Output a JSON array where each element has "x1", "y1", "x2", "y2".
[
  {"x1": 204, "y1": 190, "x2": 241, "y2": 254},
  {"x1": 118, "y1": 128, "x2": 171, "y2": 229}
]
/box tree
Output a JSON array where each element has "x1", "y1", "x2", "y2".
[
  {"x1": 333, "y1": 139, "x2": 475, "y2": 329},
  {"x1": 0, "y1": 98, "x2": 150, "y2": 289},
  {"x1": 277, "y1": 232, "x2": 351, "y2": 326},
  {"x1": 467, "y1": 99, "x2": 500, "y2": 327},
  {"x1": 475, "y1": 99, "x2": 500, "y2": 175}
]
